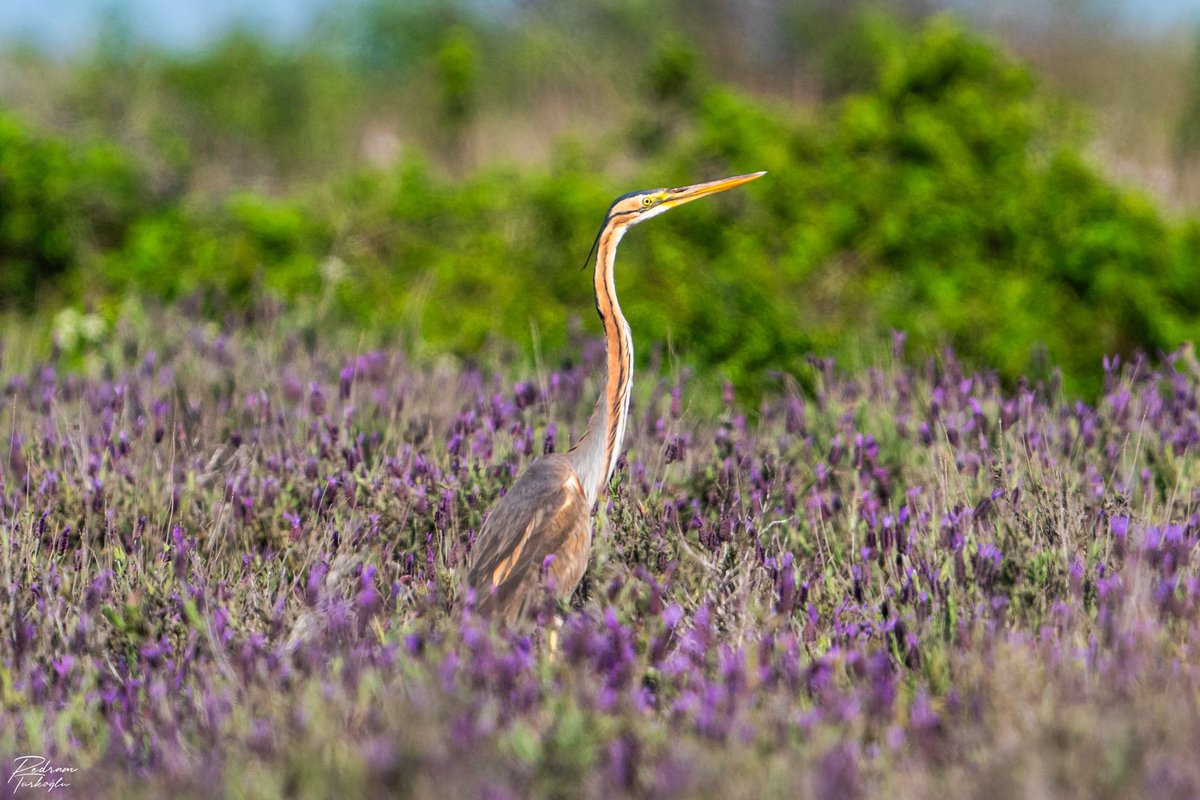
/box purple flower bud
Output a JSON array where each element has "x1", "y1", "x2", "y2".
[{"x1": 306, "y1": 561, "x2": 328, "y2": 607}]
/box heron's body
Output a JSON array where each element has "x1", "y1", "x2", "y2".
[{"x1": 466, "y1": 171, "x2": 764, "y2": 624}]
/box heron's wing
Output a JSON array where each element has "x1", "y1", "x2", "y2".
[{"x1": 467, "y1": 455, "x2": 590, "y2": 621}]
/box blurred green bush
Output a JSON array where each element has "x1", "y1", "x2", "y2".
[
  {"x1": 0, "y1": 111, "x2": 148, "y2": 307},
  {"x1": 2, "y1": 12, "x2": 1198, "y2": 397}
]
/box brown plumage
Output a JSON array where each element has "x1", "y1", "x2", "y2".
[
  {"x1": 467, "y1": 456, "x2": 591, "y2": 622},
  {"x1": 465, "y1": 171, "x2": 765, "y2": 624}
]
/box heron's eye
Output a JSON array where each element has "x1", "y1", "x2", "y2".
[{"x1": 641, "y1": 196, "x2": 654, "y2": 207}]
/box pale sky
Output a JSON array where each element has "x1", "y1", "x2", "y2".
[{"x1": 1, "y1": 0, "x2": 1198, "y2": 53}]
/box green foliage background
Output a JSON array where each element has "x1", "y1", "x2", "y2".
[{"x1": 2, "y1": 5, "x2": 1199, "y2": 397}]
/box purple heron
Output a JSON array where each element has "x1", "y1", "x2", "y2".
[{"x1": 466, "y1": 171, "x2": 766, "y2": 623}]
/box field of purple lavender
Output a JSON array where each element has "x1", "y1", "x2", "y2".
[{"x1": 1, "y1": 310, "x2": 1198, "y2": 798}]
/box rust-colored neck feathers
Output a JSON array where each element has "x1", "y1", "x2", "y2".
[{"x1": 568, "y1": 217, "x2": 634, "y2": 507}]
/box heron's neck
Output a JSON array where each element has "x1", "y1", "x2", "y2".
[{"x1": 568, "y1": 222, "x2": 634, "y2": 507}]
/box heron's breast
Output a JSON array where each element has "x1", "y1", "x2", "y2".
[{"x1": 549, "y1": 519, "x2": 593, "y2": 595}]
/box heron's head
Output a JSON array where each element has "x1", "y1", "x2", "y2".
[{"x1": 605, "y1": 171, "x2": 766, "y2": 229}]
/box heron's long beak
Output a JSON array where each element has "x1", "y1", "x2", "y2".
[{"x1": 660, "y1": 171, "x2": 766, "y2": 211}]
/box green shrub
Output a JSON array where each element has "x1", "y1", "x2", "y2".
[
  {"x1": 97, "y1": 194, "x2": 331, "y2": 308},
  {"x1": 0, "y1": 112, "x2": 148, "y2": 308},
  {"x1": 642, "y1": 15, "x2": 1200, "y2": 394},
  {"x1": 6, "y1": 13, "x2": 1200, "y2": 399}
]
